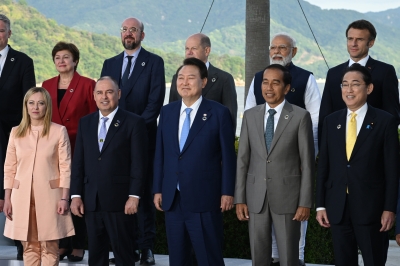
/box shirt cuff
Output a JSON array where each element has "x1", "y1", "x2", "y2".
[
  {"x1": 129, "y1": 195, "x2": 140, "y2": 199},
  {"x1": 71, "y1": 195, "x2": 81, "y2": 198},
  {"x1": 316, "y1": 207, "x2": 326, "y2": 211}
]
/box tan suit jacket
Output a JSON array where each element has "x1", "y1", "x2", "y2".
[{"x1": 3, "y1": 123, "x2": 74, "y2": 241}]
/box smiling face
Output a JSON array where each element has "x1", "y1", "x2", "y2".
[
  {"x1": 269, "y1": 35, "x2": 297, "y2": 66},
  {"x1": 261, "y1": 68, "x2": 290, "y2": 108},
  {"x1": 346, "y1": 28, "x2": 374, "y2": 61},
  {"x1": 177, "y1": 65, "x2": 207, "y2": 106},
  {"x1": 54, "y1": 49, "x2": 77, "y2": 74},
  {"x1": 94, "y1": 79, "x2": 121, "y2": 116},
  {"x1": 341, "y1": 71, "x2": 373, "y2": 111},
  {"x1": 120, "y1": 18, "x2": 145, "y2": 52},
  {"x1": 27, "y1": 92, "x2": 47, "y2": 124}
]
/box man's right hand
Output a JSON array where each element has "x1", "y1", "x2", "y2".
[
  {"x1": 316, "y1": 210, "x2": 330, "y2": 228},
  {"x1": 154, "y1": 193, "x2": 163, "y2": 211},
  {"x1": 236, "y1": 203, "x2": 249, "y2": 221},
  {"x1": 70, "y1": 198, "x2": 85, "y2": 217}
]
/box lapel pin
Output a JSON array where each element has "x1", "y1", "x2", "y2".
[
  {"x1": 141, "y1": 62, "x2": 145, "y2": 66},
  {"x1": 367, "y1": 123, "x2": 374, "y2": 129},
  {"x1": 10, "y1": 58, "x2": 14, "y2": 62},
  {"x1": 337, "y1": 124, "x2": 341, "y2": 129},
  {"x1": 69, "y1": 89, "x2": 74, "y2": 92},
  {"x1": 284, "y1": 115, "x2": 289, "y2": 119},
  {"x1": 291, "y1": 88, "x2": 295, "y2": 92},
  {"x1": 99, "y1": 139, "x2": 104, "y2": 143},
  {"x1": 202, "y1": 114, "x2": 207, "y2": 121},
  {"x1": 114, "y1": 123, "x2": 119, "y2": 127},
  {"x1": 212, "y1": 78, "x2": 216, "y2": 82}
]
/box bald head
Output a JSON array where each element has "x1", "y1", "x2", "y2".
[{"x1": 185, "y1": 33, "x2": 211, "y2": 63}]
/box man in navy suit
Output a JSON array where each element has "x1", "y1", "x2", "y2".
[
  {"x1": 316, "y1": 64, "x2": 399, "y2": 266},
  {"x1": 100, "y1": 17, "x2": 165, "y2": 264},
  {"x1": 153, "y1": 58, "x2": 237, "y2": 266},
  {"x1": 70, "y1": 77, "x2": 148, "y2": 265},
  {"x1": 319, "y1": 20, "x2": 400, "y2": 145},
  {"x1": 396, "y1": 186, "x2": 400, "y2": 246}
]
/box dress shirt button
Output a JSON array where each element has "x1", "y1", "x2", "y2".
[
  {"x1": 179, "y1": 156, "x2": 182, "y2": 160},
  {"x1": 98, "y1": 157, "x2": 101, "y2": 161},
  {"x1": 264, "y1": 178, "x2": 266, "y2": 180},
  {"x1": 267, "y1": 160, "x2": 271, "y2": 163},
  {"x1": 347, "y1": 165, "x2": 350, "y2": 168}
]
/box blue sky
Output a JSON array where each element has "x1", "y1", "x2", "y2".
[{"x1": 305, "y1": 0, "x2": 400, "y2": 13}]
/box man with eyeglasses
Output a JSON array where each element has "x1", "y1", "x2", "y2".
[
  {"x1": 101, "y1": 17, "x2": 165, "y2": 265},
  {"x1": 316, "y1": 63, "x2": 399, "y2": 265},
  {"x1": 244, "y1": 32, "x2": 320, "y2": 266},
  {"x1": 319, "y1": 20, "x2": 400, "y2": 146}
]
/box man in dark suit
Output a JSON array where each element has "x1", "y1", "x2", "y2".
[
  {"x1": 396, "y1": 185, "x2": 400, "y2": 246},
  {"x1": 316, "y1": 64, "x2": 399, "y2": 266},
  {"x1": 70, "y1": 76, "x2": 148, "y2": 265},
  {"x1": 153, "y1": 58, "x2": 237, "y2": 266},
  {"x1": 319, "y1": 19, "x2": 400, "y2": 145},
  {"x1": 169, "y1": 33, "x2": 237, "y2": 132},
  {"x1": 100, "y1": 17, "x2": 165, "y2": 264},
  {"x1": 0, "y1": 14, "x2": 35, "y2": 260}
]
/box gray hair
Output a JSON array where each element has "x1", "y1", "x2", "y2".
[
  {"x1": 0, "y1": 14, "x2": 11, "y2": 31},
  {"x1": 271, "y1": 32, "x2": 296, "y2": 47},
  {"x1": 96, "y1": 76, "x2": 119, "y2": 91}
]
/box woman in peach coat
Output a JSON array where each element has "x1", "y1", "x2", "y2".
[{"x1": 3, "y1": 87, "x2": 75, "y2": 265}]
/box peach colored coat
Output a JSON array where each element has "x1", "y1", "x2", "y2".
[{"x1": 3, "y1": 123, "x2": 75, "y2": 241}]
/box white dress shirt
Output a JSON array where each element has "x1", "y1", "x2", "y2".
[
  {"x1": 348, "y1": 55, "x2": 370, "y2": 67},
  {"x1": 264, "y1": 100, "x2": 286, "y2": 132},
  {"x1": 0, "y1": 45, "x2": 10, "y2": 76},
  {"x1": 316, "y1": 103, "x2": 368, "y2": 211},
  {"x1": 121, "y1": 47, "x2": 141, "y2": 79},
  {"x1": 178, "y1": 96, "x2": 203, "y2": 141},
  {"x1": 245, "y1": 71, "x2": 321, "y2": 155}
]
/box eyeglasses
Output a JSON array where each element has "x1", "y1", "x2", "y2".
[
  {"x1": 120, "y1": 27, "x2": 141, "y2": 34},
  {"x1": 340, "y1": 83, "x2": 366, "y2": 90},
  {"x1": 269, "y1": 45, "x2": 292, "y2": 52}
]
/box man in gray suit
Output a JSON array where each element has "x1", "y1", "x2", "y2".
[{"x1": 235, "y1": 64, "x2": 314, "y2": 266}]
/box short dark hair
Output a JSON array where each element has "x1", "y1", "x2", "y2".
[
  {"x1": 263, "y1": 64, "x2": 292, "y2": 86},
  {"x1": 51, "y1": 42, "x2": 80, "y2": 71},
  {"x1": 342, "y1": 63, "x2": 372, "y2": 85},
  {"x1": 346, "y1": 20, "x2": 377, "y2": 41},
  {"x1": 176, "y1": 57, "x2": 208, "y2": 79}
]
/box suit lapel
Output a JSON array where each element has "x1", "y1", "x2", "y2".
[
  {"x1": 180, "y1": 99, "x2": 211, "y2": 154},
  {"x1": 337, "y1": 109, "x2": 347, "y2": 161},
  {"x1": 124, "y1": 48, "x2": 149, "y2": 96},
  {"x1": 202, "y1": 64, "x2": 218, "y2": 97},
  {"x1": 101, "y1": 109, "x2": 125, "y2": 154},
  {"x1": 59, "y1": 72, "x2": 81, "y2": 119},
  {"x1": 268, "y1": 102, "x2": 294, "y2": 155},
  {"x1": 349, "y1": 106, "x2": 376, "y2": 160},
  {"x1": 365, "y1": 57, "x2": 376, "y2": 74},
  {"x1": 255, "y1": 104, "x2": 268, "y2": 158},
  {"x1": 169, "y1": 102, "x2": 181, "y2": 155},
  {"x1": 90, "y1": 112, "x2": 101, "y2": 154},
  {"x1": 0, "y1": 46, "x2": 17, "y2": 89}
]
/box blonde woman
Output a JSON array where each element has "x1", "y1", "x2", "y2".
[{"x1": 3, "y1": 87, "x2": 75, "y2": 265}]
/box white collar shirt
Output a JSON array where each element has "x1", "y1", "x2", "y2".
[
  {"x1": 178, "y1": 96, "x2": 203, "y2": 141},
  {"x1": 264, "y1": 100, "x2": 286, "y2": 132}
]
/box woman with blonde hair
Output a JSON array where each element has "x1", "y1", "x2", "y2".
[{"x1": 3, "y1": 87, "x2": 75, "y2": 265}]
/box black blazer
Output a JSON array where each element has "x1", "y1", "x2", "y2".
[
  {"x1": 100, "y1": 47, "x2": 165, "y2": 150},
  {"x1": 169, "y1": 63, "x2": 237, "y2": 131},
  {"x1": 318, "y1": 57, "x2": 400, "y2": 146},
  {"x1": 70, "y1": 108, "x2": 148, "y2": 212},
  {"x1": 316, "y1": 106, "x2": 399, "y2": 225},
  {"x1": 0, "y1": 46, "x2": 36, "y2": 136}
]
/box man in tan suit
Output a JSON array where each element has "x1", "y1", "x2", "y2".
[{"x1": 235, "y1": 64, "x2": 314, "y2": 266}]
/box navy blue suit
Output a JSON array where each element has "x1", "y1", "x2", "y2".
[
  {"x1": 317, "y1": 106, "x2": 399, "y2": 265},
  {"x1": 396, "y1": 184, "x2": 400, "y2": 236},
  {"x1": 153, "y1": 98, "x2": 236, "y2": 266},
  {"x1": 71, "y1": 108, "x2": 148, "y2": 265},
  {"x1": 100, "y1": 47, "x2": 165, "y2": 250}
]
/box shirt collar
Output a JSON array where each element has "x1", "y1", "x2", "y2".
[
  {"x1": 205, "y1": 61, "x2": 210, "y2": 69},
  {"x1": 265, "y1": 99, "x2": 286, "y2": 115},
  {"x1": 124, "y1": 46, "x2": 141, "y2": 59},
  {"x1": 99, "y1": 106, "x2": 119, "y2": 122},
  {"x1": 349, "y1": 55, "x2": 370, "y2": 67},
  {"x1": 180, "y1": 96, "x2": 202, "y2": 115},
  {"x1": 347, "y1": 102, "x2": 368, "y2": 117},
  {"x1": 0, "y1": 45, "x2": 10, "y2": 57}
]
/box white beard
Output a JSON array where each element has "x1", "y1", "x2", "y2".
[{"x1": 269, "y1": 51, "x2": 293, "y2": 67}]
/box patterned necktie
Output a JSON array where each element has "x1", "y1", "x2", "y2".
[
  {"x1": 121, "y1": 56, "x2": 133, "y2": 87},
  {"x1": 346, "y1": 112, "x2": 357, "y2": 160},
  {"x1": 265, "y1": 109, "x2": 277, "y2": 152},
  {"x1": 98, "y1": 117, "x2": 109, "y2": 151},
  {"x1": 180, "y1": 108, "x2": 192, "y2": 151}
]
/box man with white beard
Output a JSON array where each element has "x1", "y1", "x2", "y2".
[{"x1": 243, "y1": 32, "x2": 321, "y2": 266}]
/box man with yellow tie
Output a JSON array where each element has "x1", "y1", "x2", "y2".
[{"x1": 316, "y1": 63, "x2": 399, "y2": 266}]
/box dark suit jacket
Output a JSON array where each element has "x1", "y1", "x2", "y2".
[
  {"x1": 0, "y1": 45, "x2": 36, "y2": 136},
  {"x1": 70, "y1": 108, "x2": 148, "y2": 212},
  {"x1": 100, "y1": 47, "x2": 165, "y2": 150},
  {"x1": 396, "y1": 184, "x2": 400, "y2": 235},
  {"x1": 42, "y1": 71, "x2": 97, "y2": 153},
  {"x1": 316, "y1": 106, "x2": 399, "y2": 225},
  {"x1": 318, "y1": 57, "x2": 400, "y2": 146},
  {"x1": 153, "y1": 98, "x2": 237, "y2": 212},
  {"x1": 169, "y1": 63, "x2": 237, "y2": 132}
]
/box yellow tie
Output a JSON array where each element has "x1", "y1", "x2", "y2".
[{"x1": 346, "y1": 112, "x2": 357, "y2": 160}]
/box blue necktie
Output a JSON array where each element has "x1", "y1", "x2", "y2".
[
  {"x1": 180, "y1": 108, "x2": 192, "y2": 151},
  {"x1": 265, "y1": 109, "x2": 276, "y2": 152},
  {"x1": 121, "y1": 56, "x2": 133, "y2": 87},
  {"x1": 98, "y1": 117, "x2": 109, "y2": 151}
]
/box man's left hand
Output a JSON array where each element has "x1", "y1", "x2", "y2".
[
  {"x1": 220, "y1": 195, "x2": 234, "y2": 212},
  {"x1": 380, "y1": 211, "x2": 395, "y2": 232},
  {"x1": 125, "y1": 197, "x2": 139, "y2": 215},
  {"x1": 293, "y1": 207, "x2": 310, "y2": 221}
]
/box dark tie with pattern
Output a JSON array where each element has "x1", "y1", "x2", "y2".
[
  {"x1": 265, "y1": 109, "x2": 277, "y2": 152},
  {"x1": 121, "y1": 56, "x2": 133, "y2": 87}
]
